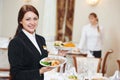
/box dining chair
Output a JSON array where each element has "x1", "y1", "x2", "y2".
[
  {"x1": 73, "y1": 56, "x2": 102, "y2": 73},
  {"x1": 0, "y1": 68, "x2": 10, "y2": 80},
  {"x1": 101, "y1": 49, "x2": 113, "y2": 76},
  {"x1": 56, "y1": 53, "x2": 87, "y2": 72},
  {"x1": 0, "y1": 48, "x2": 10, "y2": 80}
]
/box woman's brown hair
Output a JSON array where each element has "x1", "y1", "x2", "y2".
[
  {"x1": 14, "y1": 5, "x2": 39, "y2": 37},
  {"x1": 89, "y1": 12, "x2": 100, "y2": 32}
]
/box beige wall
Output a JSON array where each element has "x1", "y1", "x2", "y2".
[
  {"x1": 1, "y1": 0, "x2": 45, "y2": 37},
  {"x1": 0, "y1": 0, "x2": 3, "y2": 35},
  {"x1": 0, "y1": 0, "x2": 56, "y2": 41},
  {"x1": 73, "y1": 0, "x2": 120, "y2": 76}
]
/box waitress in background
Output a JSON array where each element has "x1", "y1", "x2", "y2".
[{"x1": 78, "y1": 12, "x2": 103, "y2": 58}]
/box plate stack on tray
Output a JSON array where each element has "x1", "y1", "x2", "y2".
[{"x1": 54, "y1": 41, "x2": 76, "y2": 51}]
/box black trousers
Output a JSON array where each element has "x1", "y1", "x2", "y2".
[{"x1": 90, "y1": 50, "x2": 102, "y2": 58}]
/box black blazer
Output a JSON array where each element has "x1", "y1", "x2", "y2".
[{"x1": 8, "y1": 31, "x2": 48, "y2": 80}]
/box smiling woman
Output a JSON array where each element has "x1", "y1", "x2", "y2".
[
  {"x1": 14, "y1": 5, "x2": 39, "y2": 37},
  {"x1": 8, "y1": 5, "x2": 53, "y2": 80},
  {"x1": 20, "y1": 11, "x2": 39, "y2": 34}
]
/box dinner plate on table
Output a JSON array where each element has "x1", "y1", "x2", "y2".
[
  {"x1": 55, "y1": 46, "x2": 74, "y2": 51},
  {"x1": 67, "y1": 50, "x2": 81, "y2": 54},
  {"x1": 40, "y1": 55, "x2": 67, "y2": 68},
  {"x1": 91, "y1": 77, "x2": 108, "y2": 80},
  {"x1": 66, "y1": 50, "x2": 87, "y2": 56}
]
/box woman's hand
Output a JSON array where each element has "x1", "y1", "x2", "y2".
[
  {"x1": 39, "y1": 67, "x2": 53, "y2": 74},
  {"x1": 58, "y1": 50, "x2": 68, "y2": 56}
]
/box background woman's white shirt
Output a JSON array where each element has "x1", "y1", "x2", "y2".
[{"x1": 78, "y1": 24, "x2": 103, "y2": 51}]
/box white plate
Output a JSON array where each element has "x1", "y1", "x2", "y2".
[
  {"x1": 91, "y1": 77, "x2": 108, "y2": 80},
  {"x1": 55, "y1": 46, "x2": 74, "y2": 50},
  {"x1": 40, "y1": 55, "x2": 67, "y2": 68},
  {"x1": 67, "y1": 51, "x2": 81, "y2": 54}
]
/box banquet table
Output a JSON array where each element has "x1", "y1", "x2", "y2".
[
  {"x1": 44, "y1": 69, "x2": 108, "y2": 80},
  {"x1": 44, "y1": 54, "x2": 108, "y2": 80}
]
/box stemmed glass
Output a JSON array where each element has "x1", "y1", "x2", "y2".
[
  {"x1": 64, "y1": 63, "x2": 77, "y2": 80},
  {"x1": 77, "y1": 62, "x2": 89, "y2": 80},
  {"x1": 58, "y1": 64, "x2": 65, "y2": 80}
]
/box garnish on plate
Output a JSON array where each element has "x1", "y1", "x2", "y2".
[
  {"x1": 40, "y1": 56, "x2": 66, "y2": 67},
  {"x1": 54, "y1": 41, "x2": 63, "y2": 47},
  {"x1": 41, "y1": 60, "x2": 60, "y2": 66},
  {"x1": 68, "y1": 75, "x2": 78, "y2": 80}
]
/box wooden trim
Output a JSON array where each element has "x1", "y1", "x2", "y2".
[
  {"x1": 0, "y1": 48, "x2": 8, "y2": 50},
  {"x1": 0, "y1": 75, "x2": 10, "y2": 78},
  {"x1": 97, "y1": 58, "x2": 102, "y2": 73},
  {"x1": 101, "y1": 49, "x2": 113, "y2": 76},
  {"x1": 72, "y1": 55, "x2": 87, "y2": 72},
  {"x1": 72, "y1": 55, "x2": 78, "y2": 72},
  {"x1": 67, "y1": 53, "x2": 87, "y2": 57},
  {"x1": 117, "y1": 60, "x2": 120, "y2": 71},
  {"x1": 0, "y1": 68, "x2": 10, "y2": 71}
]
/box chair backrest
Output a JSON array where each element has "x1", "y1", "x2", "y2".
[
  {"x1": 0, "y1": 68, "x2": 10, "y2": 79},
  {"x1": 0, "y1": 49, "x2": 10, "y2": 79},
  {"x1": 0, "y1": 49, "x2": 10, "y2": 69},
  {"x1": 73, "y1": 56, "x2": 101, "y2": 74},
  {"x1": 101, "y1": 49, "x2": 113, "y2": 76}
]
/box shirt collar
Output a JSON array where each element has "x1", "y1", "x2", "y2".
[
  {"x1": 22, "y1": 29, "x2": 35, "y2": 38},
  {"x1": 90, "y1": 23, "x2": 99, "y2": 28}
]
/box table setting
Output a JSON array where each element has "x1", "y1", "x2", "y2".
[
  {"x1": 41, "y1": 41, "x2": 110, "y2": 80},
  {"x1": 44, "y1": 63, "x2": 108, "y2": 80}
]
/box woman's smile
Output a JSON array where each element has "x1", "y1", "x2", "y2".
[{"x1": 20, "y1": 11, "x2": 39, "y2": 34}]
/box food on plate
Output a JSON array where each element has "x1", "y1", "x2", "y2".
[
  {"x1": 40, "y1": 57, "x2": 64, "y2": 67},
  {"x1": 54, "y1": 41, "x2": 76, "y2": 50},
  {"x1": 68, "y1": 75, "x2": 78, "y2": 80},
  {"x1": 41, "y1": 60, "x2": 60, "y2": 67},
  {"x1": 51, "y1": 60, "x2": 60, "y2": 66},
  {"x1": 41, "y1": 61, "x2": 51, "y2": 66},
  {"x1": 63, "y1": 42, "x2": 75, "y2": 47},
  {"x1": 54, "y1": 41, "x2": 63, "y2": 47},
  {"x1": 54, "y1": 41, "x2": 75, "y2": 47}
]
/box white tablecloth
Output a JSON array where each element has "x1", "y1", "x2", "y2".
[{"x1": 44, "y1": 70, "x2": 108, "y2": 80}]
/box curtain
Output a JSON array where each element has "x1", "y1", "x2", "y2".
[{"x1": 56, "y1": 0, "x2": 75, "y2": 41}]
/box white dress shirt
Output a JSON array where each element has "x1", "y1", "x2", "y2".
[
  {"x1": 22, "y1": 29, "x2": 42, "y2": 54},
  {"x1": 78, "y1": 24, "x2": 103, "y2": 51}
]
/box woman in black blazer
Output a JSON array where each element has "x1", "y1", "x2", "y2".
[{"x1": 8, "y1": 5, "x2": 55, "y2": 80}]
